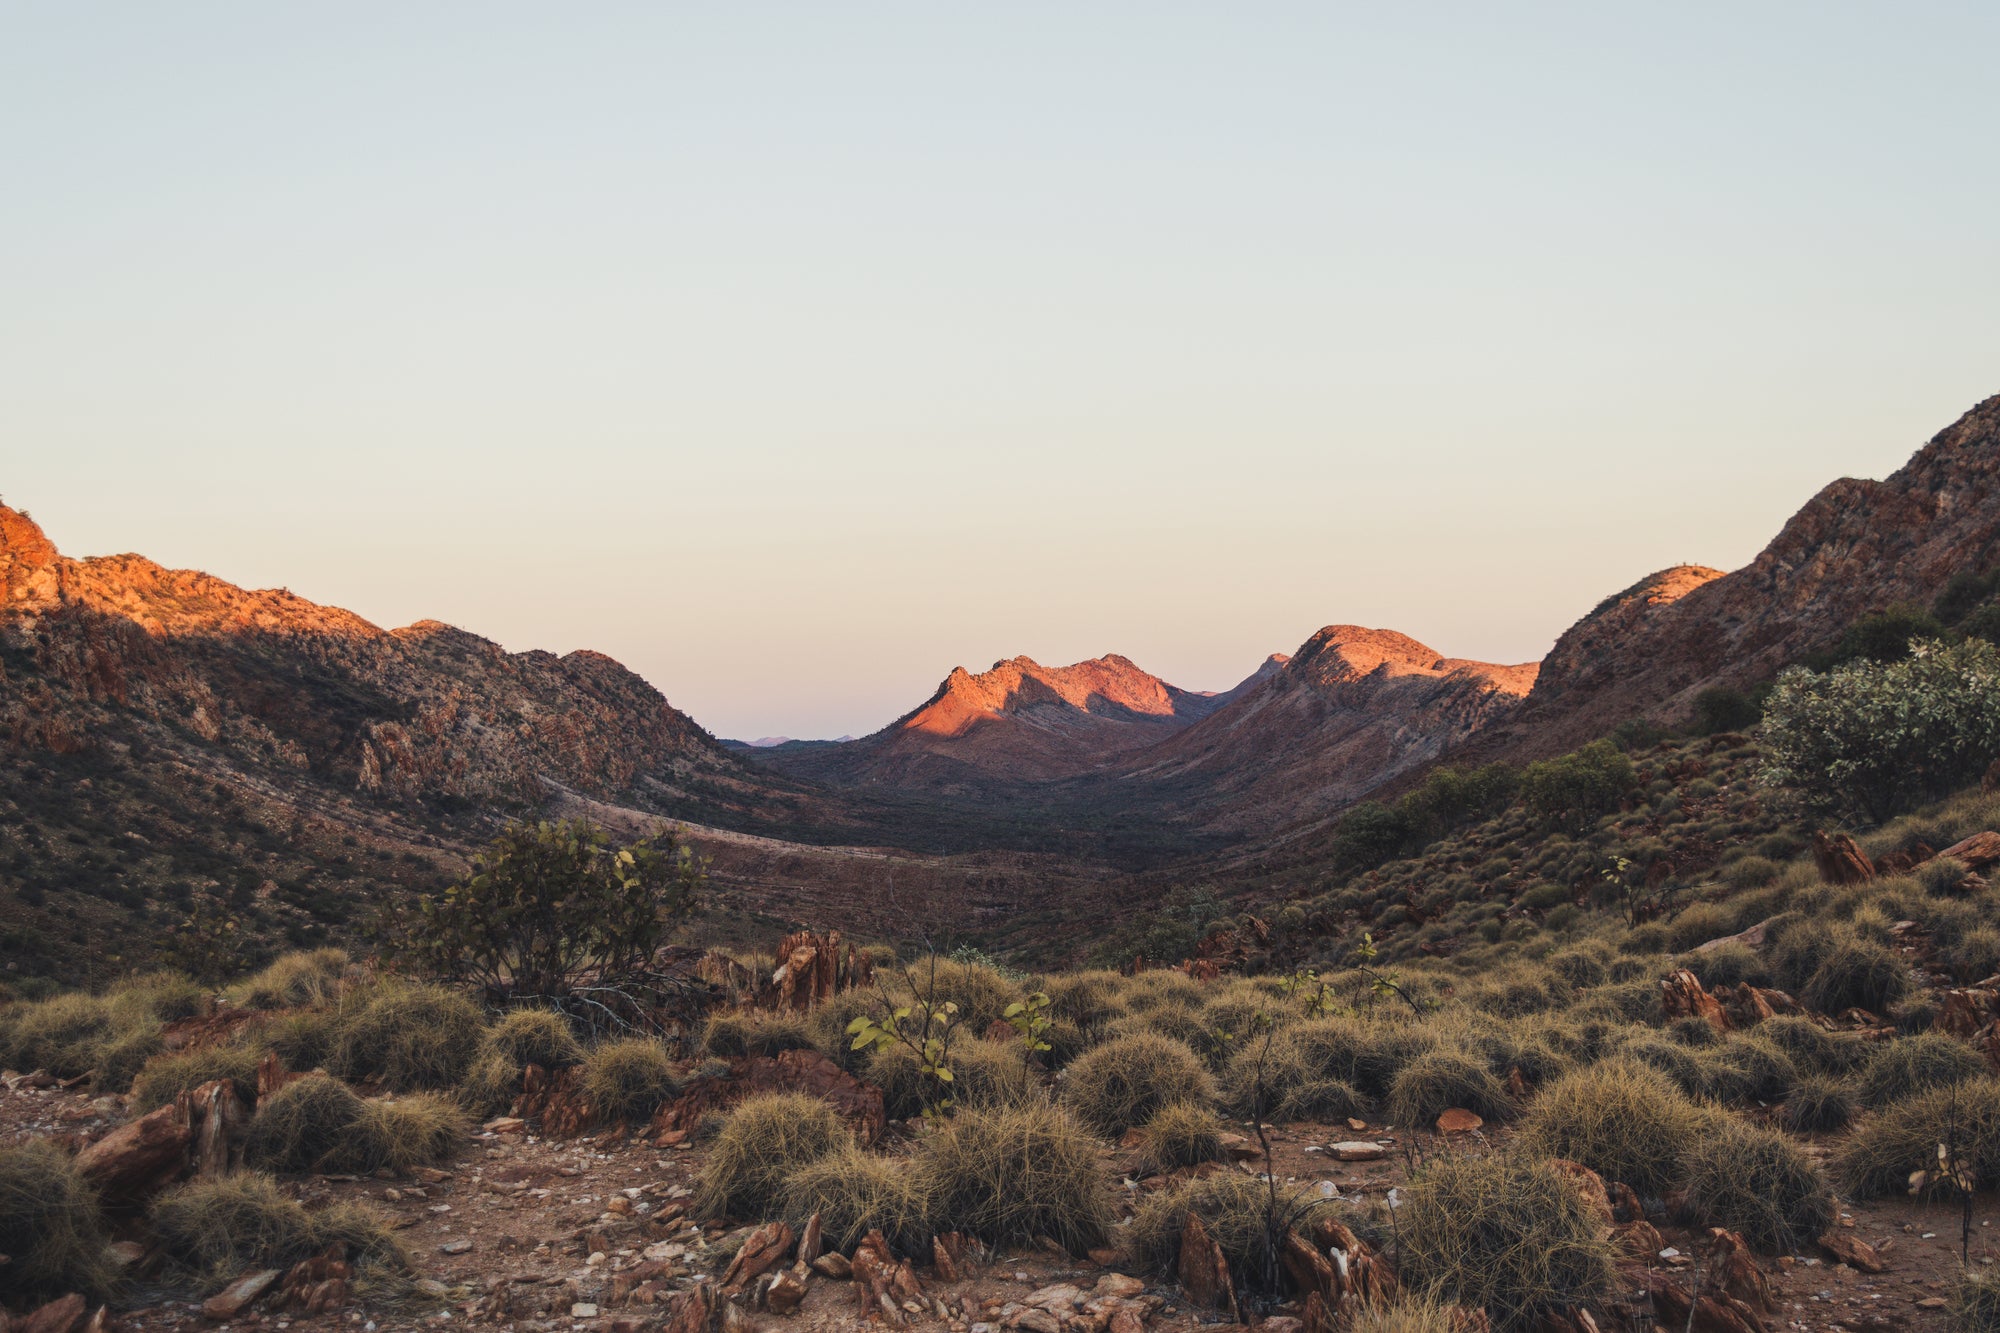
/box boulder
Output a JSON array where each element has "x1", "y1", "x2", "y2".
[
  {"x1": 1175, "y1": 1214, "x2": 1237, "y2": 1320},
  {"x1": 1812, "y1": 831, "x2": 1875, "y2": 886}
]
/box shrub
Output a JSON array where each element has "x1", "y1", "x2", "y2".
[
  {"x1": 781, "y1": 1149, "x2": 929, "y2": 1255},
  {"x1": 1387, "y1": 1049, "x2": 1514, "y2": 1128},
  {"x1": 396, "y1": 818, "x2": 703, "y2": 1006},
  {"x1": 246, "y1": 1073, "x2": 367, "y2": 1172},
  {"x1": 1128, "y1": 1172, "x2": 1338, "y2": 1289},
  {"x1": 694, "y1": 1093, "x2": 851, "y2": 1220},
  {"x1": 871, "y1": 1040, "x2": 1032, "y2": 1120},
  {"x1": 131, "y1": 1045, "x2": 262, "y2": 1113},
  {"x1": 486, "y1": 1008, "x2": 583, "y2": 1070},
  {"x1": 0, "y1": 1142, "x2": 112, "y2": 1304},
  {"x1": 1685, "y1": 1119, "x2": 1835, "y2": 1251},
  {"x1": 1521, "y1": 1059, "x2": 1706, "y2": 1194},
  {"x1": 1855, "y1": 1033, "x2": 1989, "y2": 1106},
  {"x1": 1521, "y1": 741, "x2": 1635, "y2": 833},
  {"x1": 1063, "y1": 1033, "x2": 1215, "y2": 1134},
  {"x1": 1138, "y1": 1101, "x2": 1225, "y2": 1172},
  {"x1": 154, "y1": 1173, "x2": 403, "y2": 1277},
  {"x1": 581, "y1": 1038, "x2": 680, "y2": 1123},
  {"x1": 917, "y1": 1102, "x2": 1112, "y2": 1252},
  {"x1": 351, "y1": 1093, "x2": 471, "y2": 1172},
  {"x1": 1800, "y1": 938, "x2": 1911, "y2": 1015},
  {"x1": 1398, "y1": 1151, "x2": 1618, "y2": 1328},
  {"x1": 1782, "y1": 1074, "x2": 1856, "y2": 1133},
  {"x1": 1762, "y1": 640, "x2": 2000, "y2": 821},
  {"x1": 330, "y1": 984, "x2": 484, "y2": 1091},
  {"x1": 1837, "y1": 1077, "x2": 2000, "y2": 1198},
  {"x1": 702, "y1": 1010, "x2": 815, "y2": 1059},
  {"x1": 237, "y1": 950, "x2": 351, "y2": 1010}
]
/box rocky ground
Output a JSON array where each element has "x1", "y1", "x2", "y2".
[{"x1": 7, "y1": 1078, "x2": 1995, "y2": 1333}]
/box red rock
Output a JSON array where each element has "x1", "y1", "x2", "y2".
[
  {"x1": 1436, "y1": 1108, "x2": 1483, "y2": 1134},
  {"x1": 73, "y1": 1103, "x2": 192, "y2": 1208},
  {"x1": 1941, "y1": 831, "x2": 2000, "y2": 872},
  {"x1": 18, "y1": 1295, "x2": 86, "y2": 1333},
  {"x1": 1813, "y1": 831, "x2": 1876, "y2": 886},
  {"x1": 202, "y1": 1269, "x2": 282, "y2": 1319},
  {"x1": 1818, "y1": 1230, "x2": 1884, "y2": 1273},
  {"x1": 1175, "y1": 1214, "x2": 1237, "y2": 1319},
  {"x1": 1661, "y1": 970, "x2": 1731, "y2": 1034}
]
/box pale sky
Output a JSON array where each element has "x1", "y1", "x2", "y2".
[{"x1": 4, "y1": 4, "x2": 1996, "y2": 740}]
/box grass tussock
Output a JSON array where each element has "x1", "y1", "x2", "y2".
[
  {"x1": 1063, "y1": 1032, "x2": 1216, "y2": 1134},
  {"x1": 130, "y1": 1044, "x2": 262, "y2": 1113},
  {"x1": 1387, "y1": 1048, "x2": 1515, "y2": 1127},
  {"x1": 486, "y1": 1008, "x2": 583, "y2": 1070},
  {"x1": 1782, "y1": 1074, "x2": 1857, "y2": 1133},
  {"x1": 1951, "y1": 1268, "x2": 2000, "y2": 1333},
  {"x1": 236, "y1": 950, "x2": 352, "y2": 1011},
  {"x1": 1685, "y1": 1119, "x2": 1835, "y2": 1252},
  {"x1": 1396, "y1": 1151, "x2": 1618, "y2": 1332},
  {"x1": 153, "y1": 1172, "x2": 405, "y2": 1279},
  {"x1": 1138, "y1": 1101, "x2": 1226, "y2": 1173},
  {"x1": 1855, "y1": 1032, "x2": 1989, "y2": 1106},
  {"x1": 702, "y1": 1010, "x2": 816, "y2": 1059},
  {"x1": 330, "y1": 984, "x2": 483, "y2": 1091},
  {"x1": 871, "y1": 1039, "x2": 1033, "y2": 1120},
  {"x1": 1520, "y1": 1058, "x2": 1706, "y2": 1195},
  {"x1": 253, "y1": 1009, "x2": 342, "y2": 1072},
  {"x1": 1347, "y1": 1298, "x2": 1471, "y2": 1333},
  {"x1": 461, "y1": 1050, "x2": 523, "y2": 1117},
  {"x1": 0, "y1": 1142, "x2": 113, "y2": 1305},
  {"x1": 351, "y1": 1093, "x2": 472, "y2": 1172},
  {"x1": 246, "y1": 1072, "x2": 366, "y2": 1172},
  {"x1": 1836, "y1": 1077, "x2": 2000, "y2": 1199},
  {"x1": 1758, "y1": 1016, "x2": 1861, "y2": 1077},
  {"x1": 694, "y1": 1093, "x2": 852, "y2": 1221},
  {"x1": 1128, "y1": 1172, "x2": 1339, "y2": 1289},
  {"x1": 1799, "y1": 937, "x2": 1912, "y2": 1015},
  {"x1": 780, "y1": 1148, "x2": 930, "y2": 1255},
  {"x1": 917, "y1": 1102, "x2": 1112, "y2": 1253},
  {"x1": 581, "y1": 1037, "x2": 680, "y2": 1124},
  {"x1": 0, "y1": 992, "x2": 119, "y2": 1078},
  {"x1": 883, "y1": 958, "x2": 1022, "y2": 1032},
  {"x1": 1277, "y1": 1077, "x2": 1368, "y2": 1124}
]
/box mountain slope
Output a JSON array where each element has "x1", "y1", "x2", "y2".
[
  {"x1": 1105, "y1": 625, "x2": 1538, "y2": 838},
  {"x1": 757, "y1": 653, "x2": 1269, "y2": 794},
  {"x1": 1479, "y1": 393, "x2": 2000, "y2": 759}
]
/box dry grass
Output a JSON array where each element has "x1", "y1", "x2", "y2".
[
  {"x1": 781, "y1": 1147, "x2": 930, "y2": 1255},
  {"x1": 883, "y1": 958, "x2": 1022, "y2": 1032},
  {"x1": 461, "y1": 1050, "x2": 524, "y2": 1116},
  {"x1": 130, "y1": 1044, "x2": 262, "y2": 1113},
  {"x1": 1685, "y1": 1119, "x2": 1834, "y2": 1252},
  {"x1": 580, "y1": 1037, "x2": 680, "y2": 1124},
  {"x1": 1855, "y1": 1032, "x2": 1989, "y2": 1106},
  {"x1": 1347, "y1": 1298, "x2": 1469, "y2": 1333},
  {"x1": 486, "y1": 1008, "x2": 583, "y2": 1070},
  {"x1": 871, "y1": 1039, "x2": 1033, "y2": 1119},
  {"x1": 701, "y1": 1010, "x2": 816, "y2": 1058},
  {"x1": 1127, "y1": 1172, "x2": 1338, "y2": 1290},
  {"x1": 1397, "y1": 1150, "x2": 1617, "y2": 1331},
  {"x1": 1277, "y1": 1077, "x2": 1367, "y2": 1124},
  {"x1": 1951, "y1": 1268, "x2": 2000, "y2": 1333},
  {"x1": 0, "y1": 992, "x2": 118, "y2": 1078},
  {"x1": 253, "y1": 1008, "x2": 342, "y2": 1072},
  {"x1": 1063, "y1": 1032, "x2": 1216, "y2": 1134},
  {"x1": 153, "y1": 1172, "x2": 405, "y2": 1280},
  {"x1": 1520, "y1": 1058, "x2": 1706, "y2": 1194},
  {"x1": 1836, "y1": 1077, "x2": 2000, "y2": 1199},
  {"x1": 330, "y1": 983, "x2": 484, "y2": 1091},
  {"x1": 1137, "y1": 1101, "x2": 1226, "y2": 1173},
  {"x1": 1782, "y1": 1074, "x2": 1857, "y2": 1133},
  {"x1": 236, "y1": 949, "x2": 353, "y2": 1010},
  {"x1": 1800, "y1": 937, "x2": 1912, "y2": 1014},
  {"x1": 1387, "y1": 1048, "x2": 1515, "y2": 1127},
  {"x1": 92, "y1": 1024, "x2": 166, "y2": 1094},
  {"x1": 0, "y1": 1142, "x2": 113, "y2": 1304},
  {"x1": 916, "y1": 1102, "x2": 1112, "y2": 1253},
  {"x1": 107, "y1": 971, "x2": 209, "y2": 1023},
  {"x1": 693, "y1": 1092, "x2": 852, "y2": 1221},
  {"x1": 1758, "y1": 1015, "x2": 1861, "y2": 1076},
  {"x1": 1039, "y1": 969, "x2": 1128, "y2": 1033},
  {"x1": 805, "y1": 991, "x2": 881, "y2": 1073},
  {"x1": 246, "y1": 1072, "x2": 367, "y2": 1172},
  {"x1": 350, "y1": 1093, "x2": 472, "y2": 1172}
]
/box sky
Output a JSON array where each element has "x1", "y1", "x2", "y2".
[{"x1": 4, "y1": 4, "x2": 1997, "y2": 741}]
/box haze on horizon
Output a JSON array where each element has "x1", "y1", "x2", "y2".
[{"x1": 4, "y1": 4, "x2": 1997, "y2": 741}]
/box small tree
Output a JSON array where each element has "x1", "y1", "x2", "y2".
[
  {"x1": 398, "y1": 818, "x2": 703, "y2": 1015},
  {"x1": 1521, "y1": 740, "x2": 1635, "y2": 832},
  {"x1": 1761, "y1": 639, "x2": 2000, "y2": 822}
]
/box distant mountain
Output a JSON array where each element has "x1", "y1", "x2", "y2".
[
  {"x1": 1471, "y1": 393, "x2": 2000, "y2": 761},
  {"x1": 752, "y1": 653, "x2": 1275, "y2": 795},
  {"x1": 1106, "y1": 626, "x2": 1538, "y2": 838}
]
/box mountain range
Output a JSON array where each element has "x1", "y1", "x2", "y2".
[{"x1": 2, "y1": 392, "x2": 1995, "y2": 971}]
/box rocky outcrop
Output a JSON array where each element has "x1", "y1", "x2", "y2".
[
  {"x1": 758, "y1": 653, "x2": 1270, "y2": 794},
  {"x1": 1107, "y1": 626, "x2": 1538, "y2": 838},
  {"x1": 1489, "y1": 394, "x2": 2000, "y2": 758}
]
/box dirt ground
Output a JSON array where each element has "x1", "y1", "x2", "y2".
[{"x1": 7, "y1": 1083, "x2": 1995, "y2": 1333}]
